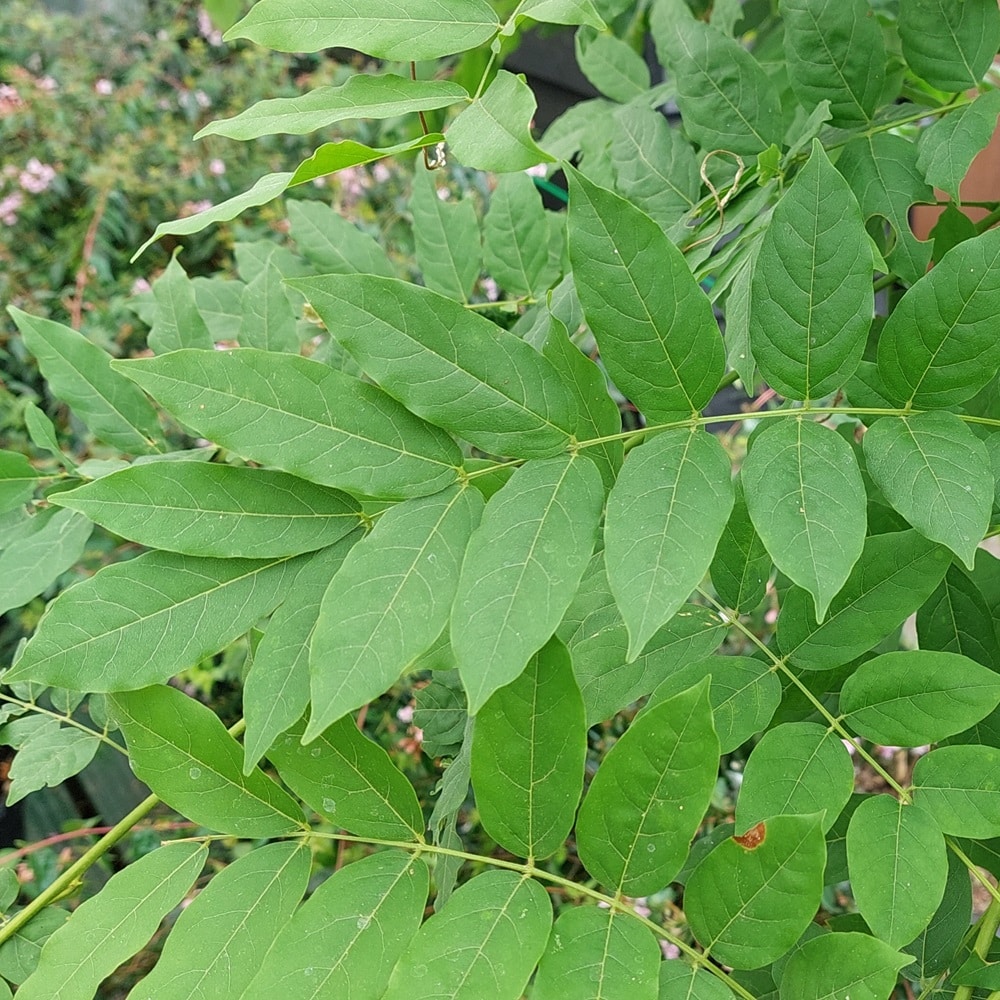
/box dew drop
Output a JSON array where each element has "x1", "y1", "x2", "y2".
[
  {"x1": 413, "y1": 965, "x2": 427, "y2": 978},
  {"x1": 356, "y1": 915, "x2": 371, "y2": 930},
  {"x1": 304, "y1": 967, "x2": 315, "y2": 977},
  {"x1": 646, "y1": 843, "x2": 656, "y2": 853},
  {"x1": 310, "y1": 746, "x2": 322, "y2": 758},
  {"x1": 322, "y1": 798, "x2": 337, "y2": 813},
  {"x1": 427, "y1": 553, "x2": 437, "y2": 563},
  {"x1": 188, "y1": 767, "x2": 201, "y2": 780}
]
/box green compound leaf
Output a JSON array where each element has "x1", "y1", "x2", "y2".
[
  {"x1": 225, "y1": 0, "x2": 500, "y2": 59},
  {"x1": 111, "y1": 685, "x2": 304, "y2": 837},
  {"x1": 777, "y1": 932, "x2": 913, "y2": 1000},
  {"x1": 6, "y1": 549, "x2": 301, "y2": 692},
  {"x1": 575, "y1": 26, "x2": 650, "y2": 103},
  {"x1": 840, "y1": 650, "x2": 1000, "y2": 746},
  {"x1": 710, "y1": 480, "x2": 771, "y2": 613},
  {"x1": 239, "y1": 259, "x2": 298, "y2": 353},
  {"x1": 567, "y1": 167, "x2": 725, "y2": 421},
  {"x1": 912, "y1": 745, "x2": 1000, "y2": 837},
  {"x1": 307, "y1": 486, "x2": 483, "y2": 739},
  {"x1": 381, "y1": 871, "x2": 551, "y2": 1000},
  {"x1": 846, "y1": 795, "x2": 947, "y2": 947},
  {"x1": 287, "y1": 199, "x2": 393, "y2": 278},
  {"x1": 917, "y1": 562, "x2": 1000, "y2": 671},
  {"x1": 472, "y1": 636, "x2": 587, "y2": 860},
  {"x1": 576, "y1": 679, "x2": 719, "y2": 895},
  {"x1": 781, "y1": 0, "x2": 887, "y2": 126},
  {"x1": 862, "y1": 413, "x2": 992, "y2": 568},
  {"x1": 290, "y1": 274, "x2": 577, "y2": 460},
  {"x1": 114, "y1": 349, "x2": 461, "y2": 500},
  {"x1": 483, "y1": 172, "x2": 554, "y2": 298},
  {"x1": 453, "y1": 455, "x2": 604, "y2": 714},
  {"x1": 126, "y1": 842, "x2": 309, "y2": 1000},
  {"x1": 0, "y1": 716, "x2": 99, "y2": 807},
  {"x1": 269, "y1": 717, "x2": 424, "y2": 840},
  {"x1": 197, "y1": 74, "x2": 468, "y2": 140},
  {"x1": 778, "y1": 529, "x2": 949, "y2": 670},
  {"x1": 533, "y1": 906, "x2": 660, "y2": 1000},
  {"x1": 605, "y1": 428, "x2": 734, "y2": 660},
  {"x1": 15, "y1": 842, "x2": 206, "y2": 1000},
  {"x1": 148, "y1": 255, "x2": 213, "y2": 354},
  {"x1": 446, "y1": 71, "x2": 556, "y2": 173},
  {"x1": 741, "y1": 418, "x2": 866, "y2": 622},
  {"x1": 750, "y1": 141, "x2": 873, "y2": 401},
  {"x1": 736, "y1": 722, "x2": 854, "y2": 834},
  {"x1": 898, "y1": 0, "x2": 1000, "y2": 91},
  {"x1": 242, "y1": 851, "x2": 429, "y2": 999},
  {"x1": 9, "y1": 308, "x2": 164, "y2": 455},
  {"x1": 410, "y1": 163, "x2": 482, "y2": 303},
  {"x1": 875, "y1": 227, "x2": 1000, "y2": 407},
  {"x1": 660, "y1": 960, "x2": 736, "y2": 999},
  {"x1": 53, "y1": 463, "x2": 361, "y2": 559},
  {"x1": 684, "y1": 813, "x2": 826, "y2": 970}
]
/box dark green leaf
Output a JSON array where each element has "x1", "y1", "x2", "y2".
[
  {"x1": 148, "y1": 255, "x2": 213, "y2": 353},
  {"x1": 575, "y1": 26, "x2": 650, "y2": 103},
  {"x1": 903, "y1": 849, "x2": 973, "y2": 978},
  {"x1": 483, "y1": 172, "x2": 554, "y2": 297},
  {"x1": 413, "y1": 671, "x2": 466, "y2": 756},
  {"x1": 659, "y1": 960, "x2": 736, "y2": 999},
  {"x1": 917, "y1": 91, "x2": 1000, "y2": 201},
  {"x1": 0, "y1": 909, "x2": 67, "y2": 986},
  {"x1": 193, "y1": 277, "x2": 244, "y2": 341},
  {"x1": 239, "y1": 259, "x2": 298, "y2": 352},
  {"x1": 917, "y1": 562, "x2": 1000, "y2": 672},
  {"x1": 912, "y1": 745, "x2": 1000, "y2": 837},
  {"x1": 710, "y1": 480, "x2": 771, "y2": 613},
  {"x1": 777, "y1": 931, "x2": 912, "y2": 999},
  {"x1": 287, "y1": 198, "x2": 394, "y2": 278}
]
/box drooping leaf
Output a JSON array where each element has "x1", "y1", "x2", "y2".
[
  {"x1": 125, "y1": 842, "x2": 309, "y2": 1000},
  {"x1": 241, "y1": 851, "x2": 429, "y2": 999},
  {"x1": 53, "y1": 463, "x2": 361, "y2": 559},
  {"x1": 9, "y1": 308, "x2": 164, "y2": 455},
  {"x1": 148, "y1": 254, "x2": 214, "y2": 354},
  {"x1": 472, "y1": 636, "x2": 586, "y2": 859},
  {"x1": 912, "y1": 745, "x2": 1000, "y2": 837},
  {"x1": 452, "y1": 455, "x2": 604, "y2": 714},
  {"x1": 269, "y1": 717, "x2": 425, "y2": 840},
  {"x1": 576, "y1": 679, "x2": 719, "y2": 895},
  {"x1": 6, "y1": 549, "x2": 302, "y2": 691},
  {"x1": 286, "y1": 199, "x2": 393, "y2": 279},
  {"x1": 382, "y1": 871, "x2": 551, "y2": 1000},
  {"x1": 741, "y1": 417, "x2": 866, "y2": 621},
  {"x1": 684, "y1": 813, "x2": 826, "y2": 969},
  {"x1": 307, "y1": 486, "x2": 483, "y2": 739},
  {"x1": 0, "y1": 450, "x2": 39, "y2": 513},
  {"x1": 846, "y1": 795, "x2": 947, "y2": 947},
  {"x1": 14, "y1": 842, "x2": 206, "y2": 1000},
  {"x1": 0, "y1": 716, "x2": 99, "y2": 806},
  {"x1": 917, "y1": 562, "x2": 1000, "y2": 672},
  {"x1": 288, "y1": 134, "x2": 447, "y2": 187},
  {"x1": 516, "y1": 0, "x2": 606, "y2": 29},
  {"x1": 777, "y1": 932, "x2": 912, "y2": 1000},
  {"x1": 567, "y1": 167, "x2": 725, "y2": 421},
  {"x1": 862, "y1": 413, "x2": 991, "y2": 567},
  {"x1": 605, "y1": 428, "x2": 734, "y2": 658},
  {"x1": 575, "y1": 26, "x2": 650, "y2": 103},
  {"x1": 532, "y1": 906, "x2": 661, "y2": 1000},
  {"x1": 482, "y1": 172, "x2": 554, "y2": 297},
  {"x1": 239, "y1": 258, "x2": 299, "y2": 352},
  {"x1": 290, "y1": 274, "x2": 578, "y2": 459},
  {"x1": 750, "y1": 141, "x2": 873, "y2": 401},
  {"x1": 113, "y1": 349, "x2": 462, "y2": 500},
  {"x1": 710, "y1": 480, "x2": 771, "y2": 613}
]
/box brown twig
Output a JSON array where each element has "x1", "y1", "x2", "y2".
[{"x1": 69, "y1": 187, "x2": 110, "y2": 330}]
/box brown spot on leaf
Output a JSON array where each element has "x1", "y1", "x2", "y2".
[{"x1": 734, "y1": 822, "x2": 766, "y2": 849}]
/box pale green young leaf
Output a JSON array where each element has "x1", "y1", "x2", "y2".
[
  {"x1": 722, "y1": 254, "x2": 757, "y2": 398},
  {"x1": 410, "y1": 163, "x2": 482, "y2": 302},
  {"x1": 659, "y1": 961, "x2": 736, "y2": 999},
  {"x1": 875, "y1": 228, "x2": 1000, "y2": 407},
  {"x1": 22, "y1": 404, "x2": 73, "y2": 470},
  {"x1": 575, "y1": 27, "x2": 650, "y2": 103},
  {"x1": 9, "y1": 308, "x2": 164, "y2": 455},
  {"x1": 605, "y1": 429, "x2": 734, "y2": 658},
  {"x1": 483, "y1": 172, "x2": 554, "y2": 297},
  {"x1": 15, "y1": 842, "x2": 206, "y2": 1000},
  {"x1": 113, "y1": 349, "x2": 462, "y2": 500},
  {"x1": 898, "y1": 0, "x2": 1000, "y2": 91},
  {"x1": 125, "y1": 842, "x2": 309, "y2": 1000},
  {"x1": 0, "y1": 716, "x2": 99, "y2": 806},
  {"x1": 840, "y1": 650, "x2": 1000, "y2": 745},
  {"x1": 149, "y1": 254, "x2": 213, "y2": 353},
  {"x1": 288, "y1": 134, "x2": 446, "y2": 187},
  {"x1": 777, "y1": 932, "x2": 912, "y2": 1000},
  {"x1": 193, "y1": 277, "x2": 244, "y2": 341},
  {"x1": 198, "y1": 74, "x2": 468, "y2": 139},
  {"x1": 111, "y1": 685, "x2": 304, "y2": 837},
  {"x1": 846, "y1": 795, "x2": 946, "y2": 947},
  {"x1": 0, "y1": 509, "x2": 93, "y2": 618},
  {"x1": 684, "y1": 814, "x2": 826, "y2": 969},
  {"x1": 651, "y1": 10, "x2": 782, "y2": 154},
  {"x1": 226, "y1": 0, "x2": 500, "y2": 59},
  {"x1": 532, "y1": 906, "x2": 660, "y2": 1000},
  {"x1": 903, "y1": 850, "x2": 973, "y2": 979},
  {"x1": 6, "y1": 550, "x2": 302, "y2": 691},
  {"x1": 239, "y1": 259, "x2": 298, "y2": 352},
  {"x1": 307, "y1": 486, "x2": 482, "y2": 738},
  {"x1": 610, "y1": 104, "x2": 700, "y2": 232},
  {"x1": 917, "y1": 563, "x2": 1000, "y2": 671},
  {"x1": 243, "y1": 535, "x2": 360, "y2": 770},
  {"x1": 916, "y1": 91, "x2": 1000, "y2": 202},
  {"x1": 577, "y1": 679, "x2": 719, "y2": 895},
  {"x1": 863, "y1": 413, "x2": 991, "y2": 567},
  {"x1": 741, "y1": 418, "x2": 866, "y2": 621},
  {"x1": 472, "y1": 636, "x2": 586, "y2": 859},
  {"x1": 241, "y1": 852, "x2": 429, "y2": 999},
  {"x1": 778, "y1": 529, "x2": 949, "y2": 670},
  {"x1": 286, "y1": 199, "x2": 394, "y2": 279},
  {"x1": 781, "y1": 0, "x2": 886, "y2": 126},
  {"x1": 912, "y1": 745, "x2": 1000, "y2": 837},
  {"x1": 710, "y1": 481, "x2": 771, "y2": 613},
  {"x1": 381, "y1": 871, "x2": 551, "y2": 1000},
  {"x1": 446, "y1": 71, "x2": 557, "y2": 172},
  {"x1": 736, "y1": 722, "x2": 853, "y2": 834},
  {"x1": 290, "y1": 274, "x2": 578, "y2": 459},
  {"x1": 453, "y1": 455, "x2": 603, "y2": 714},
  {"x1": 568, "y1": 168, "x2": 725, "y2": 420},
  {"x1": 750, "y1": 141, "x2": 873, "y2": 401},
  {"x1": 269, "y1": 717, "x2": 424, "y2": 840},
  {"x1": 517, "y1": 0, "x2": 606, "y2": 29},
  {"x1": 53, "y1": 464, "x2": 361, "y2": 559}
]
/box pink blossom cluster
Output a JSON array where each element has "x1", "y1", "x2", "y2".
[
  {"x1": 0, "y1": 83, "x2": 24, "y2": 116},
  {"x1": 0, "y1": 157, "x2": 58, "y2": 225},
  {"x1": 18, "y1": 158, "x2": 56, "y2": 194},
  {"x1": 197, "y1": 8, "x2": 224, "y2": 46}
]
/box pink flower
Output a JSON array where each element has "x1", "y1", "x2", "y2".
[
  {"x1": 0, "y1": 84, "x2": 23, "y2": 115},
  {"x1": 180, "y1": 199, "x2": 213, "y2": 217},
  {"x1": 36, "y1": 76, "x2": 58, "y2": 92},
  {"x1": 660, "y1": 942, "x2": 681, "y2": 960},
  {"x1": 396, "y1": 704, "x2": 414, "y2": 724},
  {"x1": 197, "y1": 9, "x2": 224, "y2": 45},
  {"x1": 94, "y1": 78, "x2": 114, "y2": 95},
  {"x1": 131, "y1": 277, "x2": 151, "y2": 294},
  {"x1": 481, "y1": 277, "x2": 499, "y2": 302},
  {"x1": 18, "y1": 158, "x2": 56, "y2": 194},
  {"x1": 208, "y1": 158, "x2": 226, "y2": 176},
  {"x1": 0, "y1": 190, "x2": 22, "y2": 225},
  {"x1": 371, "y1": 162, "x2": 391, "y2": 184},
  {"x1": 524, "y1": 163, "x2": 547, "y2": 178},
  {"x1": 194, "y1": 90, "x2": 211, "y2": 109}
]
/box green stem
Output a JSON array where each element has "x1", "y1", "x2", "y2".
[
  {"x1": 955, "y1": 884, "x2": 1000, "y2": 1000},
  {"x1": 872, "y1": 272, "x2": 899, "y2": 293},
  {"x1": 975, "y1": 204, "x2": 1000, "y2": 233}
]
